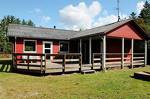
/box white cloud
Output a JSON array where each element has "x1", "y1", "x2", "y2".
[
  {"x1": 42, "y1": 16, "x2": 51, "y2": 22},
  {"x1": 59, "y1": 1, "x2": 128, "y2": 30},
  {"x1": 34, "y1": 8, "x2": 42, "y2": 13},
  {"x1": 59, "y1": 1, "x2": 102, "y2": 30},
  {"x1": 93, "y1": 14, "x2": 128, "y2": 27},
  {"x1": 136, "y1": 1, "x2": 145, "y2": 14}
]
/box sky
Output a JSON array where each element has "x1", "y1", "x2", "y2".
[{"x1": 0, "y1": 0, "x2": 148, "y2": 30}]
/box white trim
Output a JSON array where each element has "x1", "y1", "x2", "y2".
[
  {"x1": 121, "y1": 38, "x2": 124, "y2": 68},
  {"x1": 89, "y1": 37, "x2": 92, "y2": 64},
  {"x1": 23, "y1": 39, "x2": 37, "y2": 53},
  {"x1": 144, "y1": 40, "x2": 147, "y2": 66},
  {"x1": 131, "y1": 39, "x2": 134, "y2": 68},
  {"x1": 102, "y1": 36, "x2": 106, "y2": 71},
  {"x1": 43, "y1": 41, "x2": 53, "y2": 54},
  {"x1": 59, "y1": 41, "x2": 69, "y2": 53},
  {"x1": 80, "y1": 39, "x2": 82, "y2": 53}
]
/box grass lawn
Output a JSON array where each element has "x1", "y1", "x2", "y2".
[{"x1": 0, "y1": 63, "x2": 150, "y2": 99}]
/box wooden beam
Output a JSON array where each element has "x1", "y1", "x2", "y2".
[
  {"x1": 121, "y1": 38, "x2": 124, "y2": 69},
  {"x1": 102, "y1": 36, "x2": 106, "y2": 71},
  {"x1": 91, "y1": 54, "x2": 94, "y2": 70},
  {"x1": 40, "y1": 55, "x2": 43, "y2": 74},
  {"x1": 80, "y1": 39, "x2": 82, "y2": 54},
  {"x1": 131, "y1": 39, "x2": 134, "y2": 69},
  {"x1": 144, "y1": 40, "x2": 148, "y2": 66},
  {"x1": 79, "y1": 54, "x2": 82, "y2": 72},
  {"x1": 27, "y1": 55, "x2": 29, "y2": 71},
  {"x1": 62, "y1": 54, "x2": 66, "y2": 73},
  {"x1": 44, "y1": 54, "x2": 47, "y2": 73},
  {"x1": 89, "y1": 37, "x2": 92, "y2": 64}
]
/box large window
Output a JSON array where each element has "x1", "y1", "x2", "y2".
[
  {"x1": 24, "y1": 40, "x2": 36, "y2": 52},
  {"x1": 60, "y1": 42, "x2": 69, "y2": 52}
]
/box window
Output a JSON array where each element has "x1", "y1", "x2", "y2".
[
  {"x1": 24, "y1": 40, "x2": 36, "y2": 52},
  {"x1": 60, "y1": 42, "x2": 69, "y2": 52}
]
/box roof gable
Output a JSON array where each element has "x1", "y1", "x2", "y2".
[{"x1": 106, "y1": 21, "x2": 146, "y2": 40}]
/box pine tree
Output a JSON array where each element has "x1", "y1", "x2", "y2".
[
  {"x1": 22, "y1": 19, "x2": 27, "y2": 25},
  {"x1": 27, "y1": 20, "x2": 35, "y2": 26},
  {"x1": 129, "y1": 12, "x2": 137, "y2": 20},
  {"x1": 139, "y1": 1, "x2": 150, "y2": 24}
]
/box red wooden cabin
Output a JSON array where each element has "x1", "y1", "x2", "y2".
[{"x1": 7, "y1": 19, "x2": 149, "y2": 71}]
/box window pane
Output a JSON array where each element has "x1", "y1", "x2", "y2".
[
  {"x1": 60, "y1": 42, "x2": 68, "y2": 52},
  {"x1": 45, "y1": 43, "x2": 51, "y2": 48},
  {"x1": 45, "y1": 49, "x2": 51, "y2": 53},
  {"x1": 25, "y1": 41, "x2": 36, "y2": 51}
]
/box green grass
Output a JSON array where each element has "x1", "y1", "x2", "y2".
[{"x1": 0, "y1": 63, "x2": 150, "y2": 99}]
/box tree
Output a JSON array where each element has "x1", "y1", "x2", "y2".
[
  {"x1": 22, "y1": 19, "x2": 27, "y2": 25},
  {"x1": 139, "y1": 1, "x2": 150, "y2": 24},
  {"x1": 129, "y1": 12, "x2": 137, "y2": 20},
  {"x1": 0, "y1": 15, "x2": 35, "y2": 53},
  {"x1": 27, "y1": 20, "x2": 35, "y2": 26}
]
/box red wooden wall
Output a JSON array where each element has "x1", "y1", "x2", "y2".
[
  {"x1": 107, "y1": 23, "x2": 144, "y2": 40},
  {"x1": 15, "y1": 38, "x2": 60, "y2": 54}
]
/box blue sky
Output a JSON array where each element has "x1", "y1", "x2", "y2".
[{"x1": 0, "y1": 0, "x2": 147, "y2": 30}]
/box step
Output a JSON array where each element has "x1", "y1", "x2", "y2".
[
  {"x1": 134, "y1": 72, "x2": 150, "y2": 81},
  {"x1": 81, "y1": 70, "x2": 95, "y2": 74}
]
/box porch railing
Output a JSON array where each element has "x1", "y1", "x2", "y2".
[
  {"x1": 92, "y1": 53, "x2": 145, "y2": 69},
  {"x1": 12, "y1": 53, "x2": 82, "y2": 74}
]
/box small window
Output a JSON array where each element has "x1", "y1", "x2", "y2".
[
  {"x1": 60, "y1": 42, "x2": 69, "y2": 52},
  {"x1": 24, "y1": 40, "x2": 36, "y2": 52}
]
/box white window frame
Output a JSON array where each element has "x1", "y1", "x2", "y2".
[
  {"x1": 59, "y1": 41, "x2": 69, "y2": 53},
  {"x1": 23, "y1": 39, "x2": 37, "y2": 53},
  {"x1": 43, "y1": 41, "x2": 53, "y2": 54}
]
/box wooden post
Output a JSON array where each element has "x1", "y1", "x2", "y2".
[
  {"x1": 79, "y1": 54, "x2": 82, "y2": 72},
  {"x1": 144, "y1": 40, "x2": 148, "y2": 66},
  {"x1": 121, "y1": 38, "x2": 124, "y2": 69},
  {"x1": 91, "y1": 54, "x2": 94, "y2": 70},
  {"x1": 102, "y1": 36, "x2": 106, "y2": 71},
  {"x1": 40, "y1": 55, "x2": 43, "y2": 74},
  {"x1": 27, "y1": 55, "x2": 29, "y2": 71},
  {"x1": 62, "y1": 54, "x2": 66, "y2": 73},
  {"x1": 14, "y1": 37, "x2": 16, "y2": 53},
  {"x1": 44, "y1": 54, "x2": 47, "y2": 73},
  {"x1": 13, "y1": 53, "x2": 17, "y2": 69},
  {"x1": 15, "y1": 54, "x2": 17, "y2": 69},
  {"x1": 131, "y1": 39, "x2": 134, "y2": 69},
  {"x1": 89, "y1": 37, "x2": 92, "y2": 64},
  {"x1": 12, "y1": 53, "x2": 14, "y2": 69},
  {"x1": 80, "y1": 39, "x2": 82, "y2": 53}
]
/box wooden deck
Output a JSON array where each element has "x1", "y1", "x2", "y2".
[{"x1": 12, "y1": 53, "x2": 146, "y2": 74}]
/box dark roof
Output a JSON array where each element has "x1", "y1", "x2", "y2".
[
  {"x1": 7, "y1": 24, "x2": 77, "y2": 40},
  {"x1": 71, "y1": 19, "x2": 132, "y2": 39},
  {"x1": 7, "y1": 19, "x2": 148, "y2": 40}
]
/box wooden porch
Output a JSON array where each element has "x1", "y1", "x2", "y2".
[{"x1": 12, "y1": 52, "x2": 146, "y2": 74}]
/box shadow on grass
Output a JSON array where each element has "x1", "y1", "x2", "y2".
[
  {"x1": 0, "y1": 60, "x2": 14, "y2": 72},
  {"x1": 130, "y1": 75, "x2": 150, "y2": 82}
]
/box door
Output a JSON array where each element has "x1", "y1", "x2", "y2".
[
  {"x1": 82, "y1": 40, "x2": 89, "y2": 64},
  {"x1": 43, "y1": 41, "x2": 52, "y2": 59}
]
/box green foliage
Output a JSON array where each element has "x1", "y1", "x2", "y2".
[
  {"x1": 138, "y1": 1, "x2": 150, "y2": 33},
  {"x1": 129, "y1": 12, "x2": 137, "y2": 20},
  {"x1": 139, "y1": 1, "x2": 150, "y2": 24},
  {"x1": 27, "y1": 20, "x2": 35, "y2": 26},
  {"x1": 130, "y1": 1, "x2": 150, "y2": 50},
  {"x1": 0, "y1": 15, "x2": 35, "y2": 53}
]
